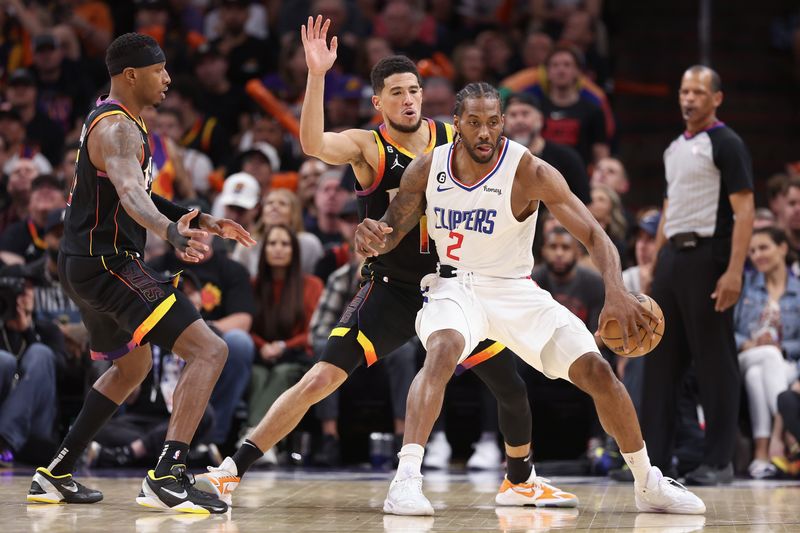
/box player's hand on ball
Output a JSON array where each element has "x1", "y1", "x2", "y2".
[
  {"x1": 598, "y1": 289, "x2": 659, "y2": 355},
  {"x1": 355, "y1": 218, "x2": 393, "y2": 257}
]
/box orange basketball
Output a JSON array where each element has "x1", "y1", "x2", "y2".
[{"x1": 599, "y1": 293, "x2": 664, "y2": 358}]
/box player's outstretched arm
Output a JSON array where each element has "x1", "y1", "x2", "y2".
[
  {"x1": 94, "y1": 116, "x2": 209, "y2": 262},
  {"x1": 355, "y1": 153, "x2": 431, "y2": 256},
  {"x1": 526, "y1": 153, "x2": 656, "y2": 351},
  {"x1": 299, "y1": 15, "x2": 367, "y2": 166}
]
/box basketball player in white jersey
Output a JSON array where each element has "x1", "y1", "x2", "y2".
[{"x1": 357, "y1": 83, "x2": 706, "y2": 516}]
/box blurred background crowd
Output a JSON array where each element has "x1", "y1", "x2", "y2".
[{"x1": 0, "y1": 0, "x2": 799, "y2": 482}]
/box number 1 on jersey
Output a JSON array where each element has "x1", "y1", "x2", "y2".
[{"x1": 446, "y1": 231, "x2": 464, "y2": 260}]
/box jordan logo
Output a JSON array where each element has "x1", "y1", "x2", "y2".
[{"x1": 391, "y1": 155, "x2": 404, "y2": 170}]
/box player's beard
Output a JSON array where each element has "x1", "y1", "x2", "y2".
[
  {"x1": 387, "y1": 116, "x2": 422, "y2": 134},
  {"x1": 547, "y1": 258, "x2": 577, "y2": 278},
  {"x1": 463, "y1": 136, "x2": 501, "y2": 164}
]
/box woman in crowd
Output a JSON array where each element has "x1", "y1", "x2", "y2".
[
  {"x1": 734, "y1": 227, "x2": 800, "y2": 478},
  {"x1": 588, "y1": 184, "x2": 627, "y2": 260}
]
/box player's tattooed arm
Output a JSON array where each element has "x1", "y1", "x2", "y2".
[
  {"x1": 355, "y1": 152, "x2": 432, "y2": 256},
  {"x1": 92, "y1": 116, "x2": 209, "y2": 262}
]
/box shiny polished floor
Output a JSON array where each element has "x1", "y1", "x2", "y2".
[{"x1": 2, "y1": 468, "x2": 799, "y2": 532}]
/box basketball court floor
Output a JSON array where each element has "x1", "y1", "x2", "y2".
[{"x1": 2, "y1": 468, "x2": 798, "y2": 532}]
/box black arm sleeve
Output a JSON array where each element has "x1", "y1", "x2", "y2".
[
  {"x1": 710, "y1": 128, "x2": 754, "y2": 193},
  {"x1": 151, "y1": 194, "x2": 200, "y2": 228}
]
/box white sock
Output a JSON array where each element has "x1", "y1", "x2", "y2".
[
  {"x1": 622, "y1": 442, "x2": 652, "y2": 486},
  {"x1": 220, "y1": 456, "x2": 238, "y2": 476},
  {"x1": 395, "y1": 443, "x2": 424, "y2": 480}
]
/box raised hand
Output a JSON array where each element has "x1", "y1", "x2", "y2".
[{"x1": 300, "y1": 15, "x2": 338, "y2": 76}]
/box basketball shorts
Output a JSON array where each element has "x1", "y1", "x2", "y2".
[
  {"x1": 415, "y1": 272, "x2": 598, "y2": 383},
  {"x1": 321, "y1": 276, "x2": 507, "y2": 374},
  {"x1": 58, "y1": 252, "x2": 201, "y2": 361}
]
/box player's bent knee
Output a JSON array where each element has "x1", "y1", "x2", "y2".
[
  {"x1": 301, "y1": 363, "x2": 346, "y2": 401},
  {"x1": 569, "y1": 352, "x2": 615, "y2": 392}
]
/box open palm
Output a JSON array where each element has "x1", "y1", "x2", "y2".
[{"x1": 301, "y1": 15, "x2": 338, "y2": 76}]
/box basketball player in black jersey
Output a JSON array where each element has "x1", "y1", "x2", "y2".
[
  {"x1": 26, "y1": 33, "x2": 255, "y2": 514},
  {"x1": 195, "y1": 16, "x2": 577, "y2": 512}
]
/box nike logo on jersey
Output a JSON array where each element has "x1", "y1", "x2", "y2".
[
  {"x1": 436, "y1": 185, "x2": 454, "y2": 192},
  {"x1": 161, "y1": 487, "x2": 188, "y2": 499},
  {"x1": 391, "y1": 155, "x2": 404, "y2": 169}
]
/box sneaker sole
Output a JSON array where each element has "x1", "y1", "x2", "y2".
[
  {"x1": 382, "y1": 499, "x2": 435, "y2": 516},
  {"x1": 26, "y1": 493, "x2": 64, "y2": 504},
  {"x1": 193, "y1": 477, "x2": 234, "y2": 507},
  {"x1": 495, "y1": 493, "x2": 579, "y2": 508}
]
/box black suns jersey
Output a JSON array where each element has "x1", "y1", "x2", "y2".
[
  {"x1": 357, "y1": 118, "x2": 454, "y2": 285},
  {"x1": 62, "y1": 98, "x2": 154, "y2": 258}
]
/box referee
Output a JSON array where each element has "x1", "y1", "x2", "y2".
[{"x1": 641, "y1": 65, "x2": 754, "y2": 486}]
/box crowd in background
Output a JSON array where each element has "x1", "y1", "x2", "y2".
[{"x1": 0, "y1": 0, "x2": 798, "y2": 480}]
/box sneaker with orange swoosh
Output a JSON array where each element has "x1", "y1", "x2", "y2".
[
  {"x1": 495, "y1": 472, "x2": 578, "y2": 507},
  {"x1": 194, "y1": 457, "x2": 240, "y2": 507}
]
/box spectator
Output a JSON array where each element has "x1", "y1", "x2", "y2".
[
  {"x1": 239, "y1": 113, "x2": 303, "y2": 173},
  {"x1": 247, "y1": 225, "x2": 323, "y2": 461},
  {"x1": 237, "y1": 143, "x2": 279, "y2": 195},
  {"x1": 314, "y1": 197, "x2": 358, "y2": 283},
  {"x1": 421, "y1": 77, "x2": 456, "y2": 123},
  {"x1": 356, "y1": 36, "x2": 394, "y2": 81},
  {"x1": 0, "y1": 105, "x2": 53, "y2": 176},
  {"x1": 0, "y1": 158, "x2": 40, "y2": 235},
  {"x1": 233, "y1": 188, "x2": 324, "y2": 277},
  {"x1": 305, "y1": 170, "x2": 348, "y2": 246},
  {"x1": 30, "y1": 33, "x2": 93, "y2": 140},
  {"x1": 775, "y1": 382, "x2": 800, "y2": 475},
  {"x1": 153, "y1": 107, "x2": 213, "y2": 196},
  {"x1": 784, "y1": 178, "x2": 800, "y2": 258},
  {"x1": 211, "y1": 0, "x2": 276, "y2": 85},
  {"x1": 591, "y1": 156, "x2": 638, "y2": 241},
  {"x1": 559, "y1": 8, "x2": 609, "y2": 86},
  {"x1": 148, "y1": 231, "x2": 257, "y2": 449},
  {"x1": 734, "y1": 227, "x2": 800, "y2": 478},
  {"x1": 0, "y1": 174, "x2": 65, "y2": 265},
  {"x1": 54, "y1": 142, "x2": 79, "y2": 193},
  {"x1": 204, "y1": 0, "x2": 269, "y2": 40},
  {"x1": 588, "y1": 184, "x2": 627, "y2": 260},
  {"x1": 297, "y1": 159, "x2": 327, "y2": 225},
  {"x1": 4, "y1": 68, "x2": 63, "y2": 167},
  {"x1": 372, "y1": 1, "x2": 435, "y2": 61},
  {"x1": 642, "y1": 66, "x2": 755, "y2": 486},
  {"x1": 140, "y1": 106, "x2": 195, "y2": 202},
  {"x1": 521, "y1": 31, "x2": 554, "y2": 69},
  {"x1": 261, "y1": 36, "x2": 308, "y2": 110},
  {"x1": 475, "y1": 29, "x2": 518, "y2": 83},
  {"x1": 754, "y1": 208, "x2": 777, "y2": 230},
  {"x1": 0, "y1": 273, "x2": 67, "y2": 466},
  {"x1": 210, "y1": 173, "x2": 261, "y2": 251},
  {"x1": 452, "y1": 43, "x2": 486, "y2": 89},
  {"x1": 503, "y1": 92, "x2": 590, "y2": 203},
  {"x1": 193, "y1": 42, "x2": 249, "y2": 135},
  {"x1": 766, "y1": 173, "x2": 789, "y2": 229}
]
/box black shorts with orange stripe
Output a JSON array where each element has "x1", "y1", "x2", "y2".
[
  {"x1": 58, "y1": 252, "x2": 200, "y2": 361},
  {"x1": 321, "y1": 275, "x2": 508, "y2": 375}
]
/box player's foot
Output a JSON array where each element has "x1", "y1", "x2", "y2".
[
  {"x1": 136, "y1": 464, "x2": 228, "y2": 514},
  {"x1": 194, "y1": 457, "x2": 240, "y2": 506},
  {"x1": 27, "y1": 467, "x2": 103, "y2": 504},
  {"x1": 495, "y1": 471, "x2": 578, "y2": 507},
  {"x1": 422, "y1": 432, "x2": 450, "y2": 470},
  {"x1": 635, "y1": 466, "x2": 705, "y2": 514},
  {"x1": 383, "y1": 475, "x2": 434, "y2": 516},
  {"x1": 466, "y1": 438, "x2": 502, "y2": 470}
]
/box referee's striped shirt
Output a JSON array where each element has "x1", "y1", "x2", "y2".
[{"x1": 663, "y1": 121, "x2": 753, "y2": 239}]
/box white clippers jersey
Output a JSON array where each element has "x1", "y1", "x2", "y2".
[{"x1": 425, "y1": 138, "x2": 537, "y2": 278}]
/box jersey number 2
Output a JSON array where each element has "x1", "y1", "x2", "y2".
[{"x1": 446, "y1": 231, "x2": 464, "y2": 260}]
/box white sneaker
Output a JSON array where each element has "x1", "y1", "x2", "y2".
[
  {"x1": 194, "y1": 457, "x2": 240, "y2": 507},
  {"x1": 495, "y1": 470, "x2": 578, "y2": 508},
  {"x1": 466, "y1": 439, "x2": 502, "y2": 470},
  {"x1": 635, "y1": 466, "x2": 706, "y2": 514},
  {"x1": 422, "y1": 433, "x2": 451, "y2": 470},
  {"x1": 383, "y1": 475, "x2": 434, "y2": 516}
]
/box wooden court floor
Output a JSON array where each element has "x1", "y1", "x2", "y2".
[{"x1": 1, "y1": 469, "x2": 799, "y2": 532}]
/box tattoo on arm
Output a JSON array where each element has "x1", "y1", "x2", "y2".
[
  {"x1": 380, "y1": 154, "x2": 430, "y2": 252},
  {"x1": 99, "y1": 118, "x2": 171, "y2": 240}
]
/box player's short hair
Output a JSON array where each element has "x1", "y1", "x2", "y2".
[
  {"x1": 370, "y1": 55, "x2": 420, "y2": 94},
  {"x1": 454, "y1": 82, "x2": 501, "y2": 116},
  {"x1": 685, "y1": 65, "x2": 722, "y2": 92},
  {"x1": 106, "y1": 33, "x2": 164, "y2": 76}
]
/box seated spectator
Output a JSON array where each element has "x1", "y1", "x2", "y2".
[
  {"x1": 298, "y1": 159, "x2": 328, "y2": 226},
  {"x1": 148, "y1": 231, "x2": 256, "y2": 449},
  {"x1": 0, "y1": 174, "x2": 65, "y2": 265},
  {"x1": 588, "y1": 184, "x2": 627, "y2": 261},
  {"x1": 783, "y1": 178, "x2": 800, "y2": 260},
  {"x1": 0, "y1": 273, "x2": 66, "y2": 466},
  {"x1": 193, "y1": 42, "x2": 249, "y2": 136},
  {"x1": 210, "y1": 0, "x2": 276, "y2": 85},
  {"x1": 766, "y1": 173, "x2": 789, "y2": 229},
  {"x1": 0, "y1": 158, "x2": 40, "y2": 236},
  {"x1": 775, "y1": 380, "x2": 800, "y2": 476},
  {"x1": 232, "y1": 189, "x2": 324, "y2": 277},
  {"x1": 421, "y1": 77, "x2": 456, "y2": 124},
  {"x1": 5, "y1": 68, "x2": 63, "y2": 168},
  {"x1": 140, "y1": 106, "x2": 195, "y2": 202},
  {"x1": 154, "y1": 107, "x2": 213, "y2": 196},
  {"x1": 372, "y1": 0, "x2": 435, "y2": 60},
  {"x1": 54, "y1": 142, "x2": 80, "y2": 195},
  {"x1": 754, "y1": 208, "x2": 778, "y2": 231},
  {"x1": 237, "y1": 143, "x2": 280, "y2": 195},
  {"x1": 591, "y1": 157, "x2": 637, "y2": 239},
  {"x1": 83, "y1": 272, "x2": 216, "y2": 468},
  {"x1": 210, "y1": 172, "x2": 261, "y2": 254},
  {"x1": 305, "y1": 170, "x2": 349, "y2": 246},
  {"x1": 314, "y1": 198, "x2": 358, "y2": 283},
  {"x1": 734, "y1": 227, "x2": 800, "y2": 478},
  {"x1": 521, "y1": 31, "x2": 554, "y2": 70},
  {"x1": 0, "y1": 105, "x2": 53, "y2": 176},
  {"x1": 247, "y1": 225, "x2": 323, "y2": 462},
  {"x1": 452, "y1": 43, "x2": 487, "y2": 89}
]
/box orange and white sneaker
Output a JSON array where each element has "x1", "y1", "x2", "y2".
[
  {"x1": 495, "y1": 472, "x2": 578, "y2": 508},
  {"x1": 193, "y1": 457, "x2": 240, "y2": 507}
]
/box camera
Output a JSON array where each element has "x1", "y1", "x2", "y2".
[{"x1": 0, "y1": 276, "x2": 26, "y2": 322}]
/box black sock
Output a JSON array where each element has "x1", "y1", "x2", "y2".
[
  {"x1": 49, "y1": 388, "x2": 120, "y2": 476},
  {"x1": 155, "y1": 441, "x2": 190, "y2": 477},
  {"x1": 232, "y1": 439, "x2": 263, "y2": 477},
  {"x1": 507, "y1": 453, "x2": 533, "y2": 484}
]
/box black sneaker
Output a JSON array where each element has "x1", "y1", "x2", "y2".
[
  {"x1": 27, "y1": 467, "x2": 103, "y2": 504},
  {"x1": 136, "y1": 464, "x2": 228, "y2": 514},
  {"x1": 684, "y1": 463, "x2": 734, "y2": 486},
  {"x1": 313, "y1": 435, "x2": 341, "y2": 467}
]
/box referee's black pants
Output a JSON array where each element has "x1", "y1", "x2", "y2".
[{"x1": 641, "y1": 239, "x2": 740, "y2": 470}]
